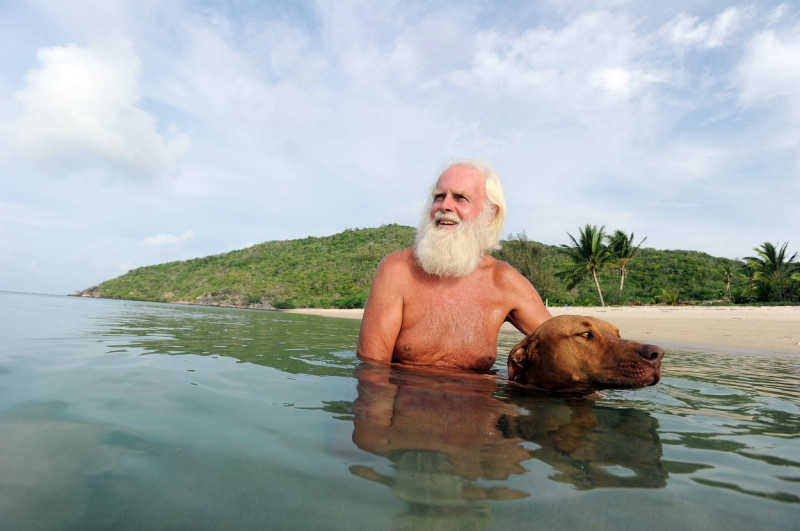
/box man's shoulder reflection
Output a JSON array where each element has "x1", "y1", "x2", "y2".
[{"x1": 351, "y1": 362, "x2": 530, "y2": 487}]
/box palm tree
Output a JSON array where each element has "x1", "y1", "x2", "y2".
[
  {"x1": 558, "y1": 224, "x2": 611, "y2": 306},
  {"x1": 744, "y1": 241, "x2": 798, "y2": 302},
  {"x1": 719, "y1": 262, "x2": 738, "y2": 301},
  {"x1": 606, "y1": 230, "x2": 646, "y2": 292}
]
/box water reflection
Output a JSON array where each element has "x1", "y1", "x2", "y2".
[
  {"x1": 96, "y1": 304, "x2": 360, "y2": 377},
  {"x1": 502, "y1": 388, "x2": 667, "y2": 489},
  {"x1": 350, "y1": 363, "x2": 527, "y2": 529},
  {"x1": 350, "y1": 362, "x2": 669, "y2": 526},
  {"x1": 72, "y1": 299, "x2": 797, "y2": 508}
]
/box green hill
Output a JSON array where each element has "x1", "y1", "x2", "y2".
[
  {"x1": 76, "y1": 224, "x2": 415, "y2": 309},
  {"x1": 74, "y1": 224, "x2": 755, "y2": 309}
]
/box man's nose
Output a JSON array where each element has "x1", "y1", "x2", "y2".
[{"x1": 439, "y1": 195, "x2": 455, "y2": 211}]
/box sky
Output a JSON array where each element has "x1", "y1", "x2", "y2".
[{"x1": 1, "y1": 1, "x2": 799, "y2": 295}]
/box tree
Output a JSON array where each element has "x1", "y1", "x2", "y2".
[
  {"x1": 719, "y1": 262, "x2": 738, "y2": 301},
  {"x1": 493, "y1": 231, "x2": 558, "y2": 302},
  {"x1": 498, "y1": 231, "x2": 536, "y2": 279},
  {"x1": 557, "y1": 224, "x2": 611, "y2": 306},
  {"x1": 744, "y1": 241, "x2": 799, "y2": 302},
  {"x1": 606, "y1": 230, "x2": 646, "y2": 292}
]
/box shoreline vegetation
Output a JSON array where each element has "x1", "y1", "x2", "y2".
[
  {"x1": 69, "y1": 225, "x2": 799, "y2": 354},
  {"x1": 71, "y1": 225, "x2": 800, "y2": 309}
]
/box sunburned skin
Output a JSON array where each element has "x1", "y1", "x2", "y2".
[
  {"x1": 356, "y1": 162, "x2": 552, "y2": 371},
  {"x1": 392, "y1": 257, "x2": 505, "y2": 371},
  {"x1": 359, "y1": 249, "x2": 549, "y2": 371}
]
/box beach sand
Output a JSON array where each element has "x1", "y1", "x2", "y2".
[{"x1": 285, "y1": 305, "x2": 800, "y2": 356}]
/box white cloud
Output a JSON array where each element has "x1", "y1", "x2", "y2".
[
  {"x1": 733, "y1": 25, "x2": 800, "y2": 156},
  {"x1": 591, "y1": 67, "x2": 633, "y2": 96},
  {"x1": 4, "y1": 34, "x2": 190, "y2": 181},
  {"x1": 736, "y1": 28, "x2": 800, "y2": 111},
  {"x1": 765, "y1": 4, "x2": 791, "y2": 26},
  {"x1": 142, "y1": 231, "x2": 195, "y2": 253},
  {"x1": 446, "y1": 10, "x2": 668, "y2": 110},
  {"x1": 665, "y1": 8, "x2": 741, "y2": 49}
]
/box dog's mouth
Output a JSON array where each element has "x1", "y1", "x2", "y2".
[{"x1": 591, "y1": 367, "x2": 661, "y2": 390}]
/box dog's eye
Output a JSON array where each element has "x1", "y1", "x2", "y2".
[{"x1": 579, "y1": 331, "x2": 594, "y2": 339}]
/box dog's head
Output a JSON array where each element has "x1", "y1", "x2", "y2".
[{"x1": 507, "y1": 315, "x2": 663, "y2": 396}]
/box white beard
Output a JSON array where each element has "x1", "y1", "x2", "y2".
[{"x1": 414, "y1": 206, "x2": 495, "y2": 277}]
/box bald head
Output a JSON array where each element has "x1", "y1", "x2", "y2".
[{"x1": 426, "y1": 160, "x2": 506, "y2": 250}]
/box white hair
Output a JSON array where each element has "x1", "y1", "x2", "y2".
[
  {"x1": 415, "y1": 203, "x2": 496, "y2": 277},
  {"x1": 422, "y1": 160, "x2": 506, "y2": 250}
]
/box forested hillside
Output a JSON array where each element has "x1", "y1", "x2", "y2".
[
  {"x1": 76, "y1": 225, "x2": 414, "y2": 309},
  {"x1": 74, "y1": 224, "x2": 789, "y2": 308},
  {"x1": 492, "y1": 236, "x2": 741, "y2": 306}
]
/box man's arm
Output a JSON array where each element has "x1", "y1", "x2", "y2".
[
  {"x1": 357, "y1": 252, "x2": 406, "y2": 364},
  {"x1": 501, "y1": 264, "x2": 552, "y2": 336}
]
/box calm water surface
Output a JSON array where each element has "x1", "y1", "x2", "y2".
[{"x1": 1, "y1": 292, "x2": 798, "y2": 530}]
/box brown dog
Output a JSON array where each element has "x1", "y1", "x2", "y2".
[{"x1": 507, "y1": 315, "x2": 664, "y2": 396}]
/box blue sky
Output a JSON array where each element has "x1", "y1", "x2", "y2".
[{"x1": 1, "y1": 1, "x2": 798, "y2": 295}]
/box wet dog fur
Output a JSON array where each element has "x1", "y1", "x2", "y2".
[{"x1": 507, "y1": 315, "x2": 664, "y2": 397}]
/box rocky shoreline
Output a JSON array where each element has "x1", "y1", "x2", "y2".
[{"x1": 69, "y1": 287, "x2": 277, "y2": 310}]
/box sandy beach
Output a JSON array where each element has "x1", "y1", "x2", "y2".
[{"x1": 286, "y1": 305, "x2": 800, "y2": 355}]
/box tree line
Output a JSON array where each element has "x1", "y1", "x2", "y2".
[
  {"x1": 497, "y1": 223, "x2": 800, "y2": 306},
  {"x1": 76, "y1": 224, "x2": 799, "y2": 309}
]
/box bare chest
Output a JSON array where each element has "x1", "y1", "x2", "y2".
[{"x1": 393, "y1": 280, "x2": 511, "y2": 370}]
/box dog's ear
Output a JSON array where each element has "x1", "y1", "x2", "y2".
[{"x1": 507, "y1": 335, "x2": 539, "y2": 382}]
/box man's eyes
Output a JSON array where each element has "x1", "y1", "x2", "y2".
[{"x1": 433, "y1": 194, "x2": 469, "y2": 202}]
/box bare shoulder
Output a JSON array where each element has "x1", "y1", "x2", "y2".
[
  {"x1": 487, "y1": 256, "x2": 551, "y2": 334},
  {"x1": 376, "y1": 249, "x2": 416, "y2": 276},
  {"x1": 486, "y1": 257, "x2": 533, "y2": 289},
  {"x1": 370, "y1": 249, "x2": 417, "y2": 292},
  {"x1": 380, "y1": 248, "x2": 415, "y2": 266}
]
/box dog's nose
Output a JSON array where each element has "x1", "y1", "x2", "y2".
[{"x1": 639, "y1": 344, "x2": 664, "y2": 362}]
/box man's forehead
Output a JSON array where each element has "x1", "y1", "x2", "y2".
[{"x1": 434, "y1": 165, "x2": 486, "y2": 192}]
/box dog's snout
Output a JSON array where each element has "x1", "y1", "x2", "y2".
[{"x1": 639, "y1": 344, "x2": 664, "y2": 362}]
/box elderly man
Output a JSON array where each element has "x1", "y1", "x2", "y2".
[{"x1": 357, "y1": 161, "x2": 552, "y2": 371}]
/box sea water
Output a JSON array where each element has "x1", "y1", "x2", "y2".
[{"x1": 1, "y1": 291, "x2": 798, "y2": 530}]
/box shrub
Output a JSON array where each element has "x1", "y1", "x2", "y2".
[{"x1": 272, "y1": 299, "x2": 296, "y2": 310}]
